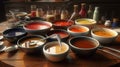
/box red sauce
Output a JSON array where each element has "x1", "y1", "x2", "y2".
[
  {"x1": 69, "y1": 27, "x2": 87, "y2": 32},
  {"x1": 54, "y1": 21, "x2": 73, "y2": 26},
  {"x1": 73, "y1": 39, "x2": 95, "y2": 48},
  {"x1": 51, "y1": 32, "x2": 68, "y2": 38},
  {"x1": 25, "y1": 22, "x2": 51, "y2": 30}
]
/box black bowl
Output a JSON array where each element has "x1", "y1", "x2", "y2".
[
  {"x1": 68, "y1": 36, "x2": 99, "y2": 56},
  {"x1": 46, "y1": 29, "x2": 70, "y2": 42},
  {"x1": 3, "y1": 28, "x2": 27, "y2": 43}
]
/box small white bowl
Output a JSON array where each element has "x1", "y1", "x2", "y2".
[
  {"x1": 43, "y1": 41, "x2": 69, "y2": 62},
  {"x1": 67, "y1": 25, "x2": 89, "y2": 36},
  {"x1": 75, "y1": 18, "x2": 96, "y2": 28},
  {"x1": 91, "y1": 28, "x2": 118, "y2": 43}
]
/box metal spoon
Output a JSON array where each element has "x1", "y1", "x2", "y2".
[{"x1": 56, "y1": 34, "x2": 62, "y2": 50}]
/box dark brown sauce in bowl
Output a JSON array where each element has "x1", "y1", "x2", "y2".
[
  {"x1": 73, "y1": 39, "x2": 96, "y2": 48},
  {"x1": 69, "y1": 36, "x2": 99, "y2": 56},
  {"x1": 70, "y1": 37, "x2": 98, "y2": 49}
]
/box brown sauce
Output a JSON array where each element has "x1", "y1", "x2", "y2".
[{"x1": 73, "y1": 39, "x2": 96, "y2": 48}]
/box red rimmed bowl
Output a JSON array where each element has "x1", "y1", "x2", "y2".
[{"x1": 53, "y1": 20, "x2": 74, "y2": 30}]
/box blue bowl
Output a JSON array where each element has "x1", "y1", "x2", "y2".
[{"x1": 3, "y1": 28, "x2": 27, "y2": 43}]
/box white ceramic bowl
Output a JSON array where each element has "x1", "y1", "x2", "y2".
[
  {"x1": 43, "y1": 41, "x2": 69, "y2": 62},
  {"x1": 23, "y1": 21, "x2": 52, "y2": 35},
  {"x1": 91, "y1": 28, "x2": 118, "y2": 43},
  {"x1": 75, "y1": 18, "x2": 96, "y2": 27},
  {"x1": 67, "y1": 25, "x2": 89, "y2": 36}
]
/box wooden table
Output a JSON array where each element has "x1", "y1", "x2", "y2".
[{"x1": 0, "y1": 20, "x2": 120, "y2": 67}]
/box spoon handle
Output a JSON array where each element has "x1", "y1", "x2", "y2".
[
  {"x1": 98, "y1": 49, "x2": 120, "y2": 59},
  {"x1": 56, "y1": 34, "x2": 62, "y2": 49}
]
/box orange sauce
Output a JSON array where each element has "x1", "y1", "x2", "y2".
[
  {"x1": 69, "y1": 27, "x2": 87, "y2": 32},
  {"x1": 73, "y1": 39, "x2": 95, "y2": 48},
  {"x1": 94, "y1": 31, "x2": 113, "y2": 37}
]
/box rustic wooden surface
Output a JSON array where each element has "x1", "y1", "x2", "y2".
[{"x1": 0, "y1": 20, "x2": 120, "y2": 67}]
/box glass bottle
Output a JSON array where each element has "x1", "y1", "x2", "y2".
[
  {"x1": 61, "y1": 9, "x2": 69, "y2": 20},
  {"x1": 36, "y1": 8, "x2": 44, "y2": 18},
  {"x1": 30, "y1": 5, "x2": 37, "y2": 18},
  {"x1": 93, "y1": 7, "x2": 100, "y2": 22},
  {"x1": 72, "y1": 5, "x2": 80, "y2": 20},
  {"x1": 87, "y1": 5, "x2": 93, "y2": 19},
  {"x1": 79, "y1": 3, "x2": 87, "y2": 18},
  {"x1": 54, "y1": 8, "x2": 61, "y2": 20},
  {"x1": 46, "y1": 9, "x2": 55, "y2": 22}
]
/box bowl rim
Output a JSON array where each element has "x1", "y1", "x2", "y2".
[
  {"x1": 91, "y1": 28, "x2": 118, "y2": 38},
  {"x1": 2, "y1": 27, "x2": 27, "y2": 37},
  {"x1": 53, "y1": 20, "x2": 74, "y2": 27},
  {"x1": 69, "y1": 36, "x2": 100, "y2": 50},
  {"x1": 43, "y1": 41, "x2": 69, "y2": 55},
  {"x1": 67, "y1": 25, "x2": 89, "y2": 34},
  {"x1": 75, "y1": 18, "x2": 96, "y2": 25},
  {"x1": 17, "y1": 35, "x2": 46, "y2": 49},
  {"x1": 23, "y1": 20, "x2": 52, "y2": 31},
  {"x1": 46, "y1": 29, "x2": 70, "y2": 39}
]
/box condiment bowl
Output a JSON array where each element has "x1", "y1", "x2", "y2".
[
  {"x1": 91, "y1": 28, "x2": 118, "y2": 43},
  {"x1": 3, "y1": 28, "x2": 27, "y2": 43},
  {"x1": 17, "y1": 35, "x2": 46, "y2": 54},
  {"x1": 23, "y1": 21, "x2": 52, "y2": 35},
  {"x1": 67, "y1": 25, "x2": 89, "y2": 36},
  {"x1": 46, "y1": 29, "x2": 70, "y2": 42},
  {"x1": 53, "y1": 20, "x2": 74, "y2": 30},
  {"x1": 75, "y1": 18, "x2": 96, "y2": 28},
  {"x1": 69, "y1": 36, "x2": 99, "y2": 56},
  {"x1": 43, "y1": 41, "x2": 69, "y2": 62}
]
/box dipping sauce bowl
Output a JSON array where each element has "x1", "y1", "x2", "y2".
[
  {"x1": 3, "y1": 28, "x2": 27, "y2": 43},
  {"x1": 46, "y1": 29, "x2": 70, "y2": 42},
  {"x1": 17, "y1": 35, "x2": 46, "y2": 54},
  {"x1": 43, "y1": 41, "x2": 69, "y2": 62},
  {"x1": 91, "y1": 28, "x2": 118, "y2": 43},
  {"x1": 23, "y1": 21, "x2": 52, "y2": 35},
  {"x1": 67, "y1": 25, "x2": 89, "y2": 36},
  {"x1": 69, "y1": 36, "x2": 99, "y2": 56},
  {"x1": 69, "y1": 36, "x2": 120, "y2": 58}
]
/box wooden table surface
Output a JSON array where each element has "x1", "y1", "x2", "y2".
[{"x1": 0, "y1": 20, "x2": 120, "y2": 67}]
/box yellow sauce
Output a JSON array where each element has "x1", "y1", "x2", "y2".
[
  {"x1": 46, "y1": 44, "x2": 67, "y2": 54},
  {"x1": 77, "y1": 20, "x2": 92, "y2": 24}
]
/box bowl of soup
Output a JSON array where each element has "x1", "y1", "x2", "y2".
[
  {"x1": 46, "y1": 29, "x2": 70, "y2": 42},
  {"x1": 67, "y1": 25, "x2": 89, "y2": 36},
  {"x1": 43, "y1": 41, "x2": 69, "y2": 62},
  {"x1": 3, "y1": 28, "x2": 27, "y2": 43},
  {"x1": 91, "y1": 28, "x2": 118, "y2": 43},
  {"x1": 69, "y1": 36, "x2": 99, "y2": 56},
  {"x1": 53, "y1": 20, "x2": 74, "y2": 29},
  {"x1": 75, "y1": 18, "x2": 96, "y2": 28},
  {"x1": 17, "y1": 35, "x2": 46, "y2": 54},
  {"x1": 23, "y1": 21, "x2": 52, "y2": 35}
]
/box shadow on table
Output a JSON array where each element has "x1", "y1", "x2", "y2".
[{"x1": 0, "y1": 61, "x2": 14, "y2": 67}]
